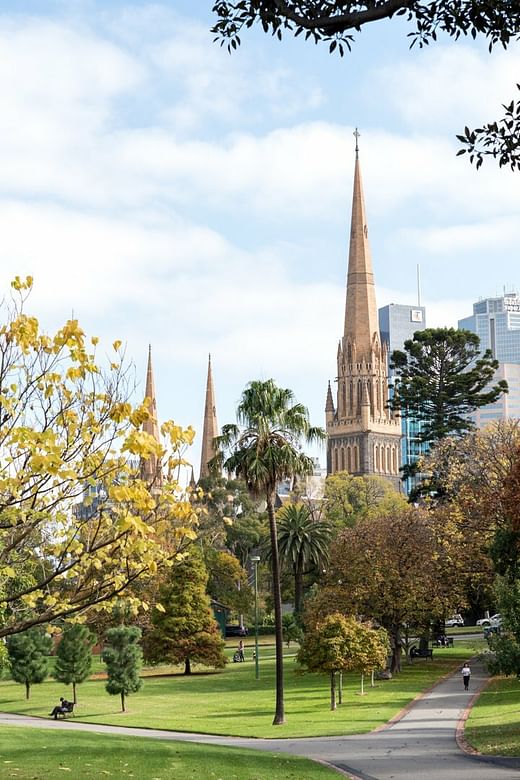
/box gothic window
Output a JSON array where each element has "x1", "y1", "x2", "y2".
[
  {"x1": 375, "y1": 445, "x2": 379, "y2": 471},
  {"x1": 392, "y1": 446, "x2": 397, "y2": 474},
  {"x1": 334, "y1": 448, "x2": 338, "y2": 473},
  {"x1": 347, "y1": 446, "x2": 352, "y2": 472},
  {"x1": 357, "y1": 380, "x2": 362, "y2": 415},
  {"x1": 349, "y1": 381, "x2": 354, "y2": 413},
  {"x1": 354, "y1": 445, "x2": 359, "y2": 471},
  {"x1": 340, "y1": 447, "x2": 345, "y2": 471},
  {"x1": 342, "y1": 384, "x2": 347, "y2": 417}
]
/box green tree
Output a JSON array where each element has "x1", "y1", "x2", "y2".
[
  {"x1": 282, "y1": 612, "x2": 303, "y2": 647},
  {"x1": 212, "y1": 378, "x2": 325, "y2": 725},
  {"x1": 6, "y1": 627, "x2": 52, "y2": 699},
  {"x1": 211, "y1": 1, "x2": 520, "y2": 171},
  {"x1": 389, "y1": 328, "x2": 507, "y2": 446},
  {"x1": 206, "y1": 549, "x2": 253, "y2": 615},
  {"x1": 276, "y1": 503, "x2": 332, "y2": 617},
  {"x1": 143, "y1": 547, "x2": 226, "y2": 675},
  {"x1": 323, "y1": 472, "x2": 406, "y2": 529},
  {"x1": 102, "y1": 626, "x2": 143, "y2": 713},
  {"x1": 54, "y1": 623, "x2": 95, "y2": 704},
  {"x1": 297, "y1": 613, "x2": 388, "y2": 709},
  {"x1": 311, "y1": 507, "x2": 463, "y2": 673}
]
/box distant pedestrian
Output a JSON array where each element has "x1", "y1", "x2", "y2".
[
  {"x1": 461, "y1": 662, "x2": 471, "y2": 690},
  {"x1": 237, "y1": 640, "x2": 245, "y2": 662}
]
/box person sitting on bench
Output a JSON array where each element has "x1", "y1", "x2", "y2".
[{"x1": 50, "y1": 697, "x2": 71, "y2": 719}]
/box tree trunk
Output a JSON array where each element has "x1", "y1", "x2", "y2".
[
  {"x1": 371, "y1": 670, "x2": 375, "y2": 687},
  {"x1": 121, "y1": 692, "x2": 125, "y2": 712},
  {"x1": 25, "y1": 681, "x2": 30, "y2": 700},
  {"x1": 294, "y1": 556, "x2": 304, "y2": 618},
  {"x1": 330, "y1": 671, "x2": 336, "y2": 711},
  {"x1": 267, "y1": 491, "x2": 285, "y2": 725},
  {"x1": 360, "y1": 673, "x2": 364, "y2": 696},
  {"x1": 73, "y1": 681, "x2": 77, "y2": 705},
  {"x1": 184, "y1": 657, "x2": 191, "y2": 675},
  {"x1": 338, "y1": 671, "x2": 343, "y2": 704},
  {"x1": 390, "y1": 628, "x2": 402, "y2": 674}
]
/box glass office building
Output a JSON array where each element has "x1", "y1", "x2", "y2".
[
  {"x1": 378, "y1": 303, "x2": 427, "y2": 495},
  {"x1": 458, "y1": 293, "x2": 520, "y2": 426}
]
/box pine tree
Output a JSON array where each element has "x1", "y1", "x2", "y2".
[
  {"x1": 6, "y1": 627, "x2": 52, "y2": 699},
  {"x1": 54, "y1": 624, "x2": 95, "y2": 704},
  {"x1": 143, "y1": 547, "x2": 226, "y2": 675},
  {"x1": 102, "y1": 626, "x2": 143, "y2": 713},
  {"x1": 389, "y1": 328, "x2": 508, "y2": 445}
]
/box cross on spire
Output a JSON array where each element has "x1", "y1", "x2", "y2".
[{"x1": 354, "y1": 127, "x2": 360, "y2": 156}]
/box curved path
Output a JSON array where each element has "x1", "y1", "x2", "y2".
[{"x1": 2, "y1": 659, "x2": 520, "y2": 779}]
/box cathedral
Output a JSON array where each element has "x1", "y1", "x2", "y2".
[
  {"x1": 325, "y1": 140, "x2": 402, "y2": 490},
  {"x1": 142, "y1": 140, "x2": 401, "y2": 489}
]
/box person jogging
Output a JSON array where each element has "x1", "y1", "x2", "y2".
[{"x1": 461, "y1": 662, "x2": 471, "y2": 690}]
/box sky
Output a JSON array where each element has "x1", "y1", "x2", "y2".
[{"x1": 0, "y1": 1, "x2": 519, "y2": 474}]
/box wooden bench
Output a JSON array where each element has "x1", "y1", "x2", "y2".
[
  {"x1": 57, "y1": 702, "x2": 75, "y2": 718},
  {"x1": 410, "y1": 646, "x2": 433, "y2": 661}
]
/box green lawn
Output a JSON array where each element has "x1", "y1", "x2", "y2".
[
  {"x1": 0, "y1": 726, "x2": 342, "y2": 780},
  {"x1": 465, "y1": 675, "x2": 520, "y2": 757},
  {"x1": 0, "y1": 640, "x2": 483, "y2": 739}
]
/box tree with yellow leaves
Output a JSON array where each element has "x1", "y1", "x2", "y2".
[{"x1": 0, "y1": 277, "x2": 198, "y2": 638}]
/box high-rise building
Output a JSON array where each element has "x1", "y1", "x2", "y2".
[
  {"x1": 379, "y1": 304, "x2": 426, "y2": 355},
  {"x1": 325, "y1": 142, "x2": 402, "y2": 489},
  {"x1": 459, "y1": 293, "x2": 520, "y2": 425},
  {"x1": 458, "y1": 292, "x2": 520, "y2": 362},
  {"x1": 378, "y1": 303, "x2": 427, "y2": 495}
]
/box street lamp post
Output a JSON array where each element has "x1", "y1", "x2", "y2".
[{"x1": 250, "y1": 555, "x2": 260, "y2": 680}]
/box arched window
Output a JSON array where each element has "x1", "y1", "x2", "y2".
[
  {"x1": 347, "y1": 446, "x2": 352, "y2": 472},
  {"x1": 334, "y1": 448, "x2": 339, "y2": 473},
  {"x1": 354, "y1": 445, "x2": 359, "y2": 472},
  {"x1": 375, "y1": 444, "x2": 379, "y2": 471},
  {"x1": 340, "y1": 447, "x2": 345, "y2": 471},
  {"x1": 342, "y1": 384, "x2": 347, "y2": 417},
  {"x1": 349, "y1": 381, "x2": 354, "y2": 413}
]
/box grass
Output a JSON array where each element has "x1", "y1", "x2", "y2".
[
  {"x1": 465, "y1": 675, "x2": 520, "y2": 757},
  {"x1": 0, "y1": 726, "x2": 343, "y2": 780},
  {"x1": 0, "y1": 640, "x2": 483, "y2": 739}
]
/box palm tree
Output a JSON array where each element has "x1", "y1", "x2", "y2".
[
  {"x1": 211, "y1": 379, "x2": 325, "y2": 725},
  {"x1": 276, "y1": 503, "x2": 332, "y2": 618}
]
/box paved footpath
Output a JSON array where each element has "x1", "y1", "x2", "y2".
[{"x1": 2, "y1": 659, "x2": 520, "y2": 779}]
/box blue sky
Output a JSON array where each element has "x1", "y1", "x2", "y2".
[{"x1": 0, "y1": 1, "x2": 518, "y2": 472}]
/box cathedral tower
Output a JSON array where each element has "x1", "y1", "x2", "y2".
[
  {"x1": 199, "y1": 354, "x2": 220, "y2": 480},
  {"x1": 326, "y1": 136, "x2": 401, "y2": 489}
]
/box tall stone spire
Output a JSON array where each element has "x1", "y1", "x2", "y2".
[
  {"x1": 199, "y1": 354, "x2": 220, "y2": 480},
  {"x1": 343, "y1": 138, "x2": 380, "y2": 359},
  {"x1": 326, "y1": 133, "x2": 401, "y2": 490},
  {"x1": 141, "y1": 345, "x2": 162, "y2": 487}
]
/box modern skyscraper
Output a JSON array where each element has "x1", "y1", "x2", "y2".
[
  {"x1": 458, "y1": 292, "x2": 520, "y2": 362},
  {"x1": 459, "y1": 292, "x2": 520, "y2": 425},
  {"x1": 199, "y1": 354, "x2": 220, "y2": 480},
  {"x1": 326, "y1": 141, "x2": 401, "y2": 489},
  {"x1": 379, "y1": 303, "x2": 427, "y2": 495}
]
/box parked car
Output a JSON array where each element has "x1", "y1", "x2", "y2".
[
  {"x1": 477, "y1": 613, "x2": 501, "y2": 628},
  {"x1": 225, "y1": 625, "x2": 248, "y2": 638},
  {"x1": 445, "y1": 614, "x2": 464, "y2": 628}
]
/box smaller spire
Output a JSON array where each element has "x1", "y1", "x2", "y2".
[
  {"x1": 200, "y1": 354, "x2": 220, "y2": 480},
  {"x1": 141, "y1": 345, "x2": 162, "y2": 488},
  {"x1": 325, "y1": 381, "x2": 335, "y2": 413}
]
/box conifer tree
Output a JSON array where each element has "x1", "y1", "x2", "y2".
[
  {"x1": 54, "y1": 624, "x2": 95, "y2": 704},
  {"x1": 6, "y1": 627, "x2": 52, "y2": 699},
  {"x1": 102, "y1": 626, "x2": 143, "y2": 713},
  {"x1": 143, "y1": 547, "x2": 226, "y2": 675},
  {"x1": 389, "y1": 328, "x2": 507, "y2": 444}
]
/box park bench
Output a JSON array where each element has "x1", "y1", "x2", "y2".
[
  {"x1": 57, "y1": 702, "x2": 75, "y2": 718},
  {"x1": 410, "y1": 646, "x2": 433, "y2": 661}
]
